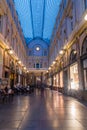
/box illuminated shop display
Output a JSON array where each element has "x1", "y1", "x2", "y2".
[
  {"x1": 56, "y1": 74, "x2": 59, "y2": 87},
  {"x1": 70, "y1": 63, "x2": 79, "y2": 90},
  {"x1": 47, "y1": 78, "x2": 52, "y2": 86},
  {"x1": 60, "y1": 71, "x2": 63, "y2": 88},
  {"x1": 53, "y1": 75, "x2": 56, "y2": 86},
  {"x1": 53, "y1": 72, "x2": 63, "y2": 88},
  {"x1": 53, "y1": 74, "x2": 59, "y2": 87}
]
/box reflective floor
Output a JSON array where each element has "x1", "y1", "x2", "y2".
[{"x1": 0, "y1": 89, "x2": 87, "y2": 130}]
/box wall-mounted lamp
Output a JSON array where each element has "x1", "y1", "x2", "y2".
[
  {"x1": 59, "y1": 49, "x2": 66, "y2": 55},
  {"x1": 84, "y1": 14, "x2": 87, "y2": 21},
  {"x1": 24, "y1": 67, "x2": 26, "y2": 70},
  {"x1": 53, "y1": 61, "x2": 56, "y2": 64},
  {"x1": 6, "y1": 48, "x2": 13, "y2": 55},
  {"x1": 9, "y1": 49, "x2": 13, "y2": 54},
  {"x1": 73, "y1": 50, "x2": 77, "y2": 54},
  {"x1": 18, "y1": 60, "x2": 21, "y2": 64},
  {"x1": 59, "y1": 49, "x2": 64, "y2": 55},
  {"x1": 49, "y1": 67, "x2": 51, "y2": 70}
]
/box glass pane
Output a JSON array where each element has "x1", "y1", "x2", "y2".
[
  {"x1": 14, "y1": 0, "x2": 61, "y2": 41},
  {"x1": 70, "y1": 64, "x2": 79, "y2": 90}
]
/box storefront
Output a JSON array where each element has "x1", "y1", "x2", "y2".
[
  {"x1": 69, "y1": 48, "x2": 79, "y2": 90},
  {"x1": 53, "y1": 74, "x2": 58, "y2": 90},
  {"x1": 63, "y1": 69, "x2": 68, "y2": 93},
  {"x1": 9, "y1": 61, "x2": 15, "y2": 88},
  {"x1": 70, "y1": 63, "x2": 79, "y2": 90},
  {"x1": 81, "y1": 36, "x2": 87, "y2": 91},
  {"x1": 59, "y1": 71, "x2": 63, "y2": 88},
  {"x1": 47, "y1": 77, "x2": 52, "y2": 88}
]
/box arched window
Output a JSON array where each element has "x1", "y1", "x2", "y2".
[
  {"x1": 36, "y1": 63, "x2": 39, "y2": 68},
  {"x1": 84, "y1": 0, "x2": 87, "y2": 9},
  {"x1": 70, "y1": 49, "x2": 77, "y2": 63},
  {"x1": 34, "y1": 63, "x2": 35, "y2": 68},
  {"x1": 82, "y1": 37, "x2": 87, "y2": 55}
]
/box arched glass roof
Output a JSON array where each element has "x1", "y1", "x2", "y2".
[{"x1": 14, "y1": 0, "x2": 61, "y2": 44}]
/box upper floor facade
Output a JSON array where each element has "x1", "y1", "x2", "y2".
[
  {"x1": 0, "y1": 0, "x2": 28, "y2": 68},
  {"x1": 49, "y1": 0, "x2": 87, "y2": 66},
  {"x1": 0, "y1": 0, "x2": 28, "y2": 85},
  {"x1": 28, "y1": 38, "x2": 48, "y2": 72}
]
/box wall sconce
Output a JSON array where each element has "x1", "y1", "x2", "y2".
[
  {"x1": 6, "y1": 48, "x2": 13, "y2": 55},
  {"x1": 53, "y1": 61, "x2": 56, "y2": 64},
  {"x1": 49, "y1": 67, "x2": 51, "y2": 70},
  {"x1": 59, "y1": 49, "x2": 66, "y2": 55},
  {"x1": 18, "y1": 60, "x2": 21, "y2": 64},
  {"x1": 9, "y1": 49, "x2": 13, "y2": 54},
  {"x1": 84, "y1": 14, "x2": 87, "y2": 21},
  {"x1": 24, "y1": 67, "x2": 26, "y2": 70},
  {"x1": 59, "y1": 49, "x2": 64, "y2": 55},
  {"x1": 73, "y1": 50, "x2": 77, "y2": 54}
]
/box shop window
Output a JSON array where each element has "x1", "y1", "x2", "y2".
[
  {"x1": 60, "y1": 71, "x2": 63, "y2": 88},
  {"x1": 70, "y1": 63, "x2": 79, "y2": 90},
  {"x1": 82, "y1": 37, "x2": 87, "y2": 55}
]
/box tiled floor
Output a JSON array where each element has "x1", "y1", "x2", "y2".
[{"x1": 0, "y1": 89, "x2": 87, "y2": 130}]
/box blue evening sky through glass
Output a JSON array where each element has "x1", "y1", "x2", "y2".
[{"x1": 14, "y1": 0, "x2": 61, "y2": 43}]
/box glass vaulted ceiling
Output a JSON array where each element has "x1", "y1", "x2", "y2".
[{"x1": 14, "y1": 0, "x2": 61, "y2": 44}]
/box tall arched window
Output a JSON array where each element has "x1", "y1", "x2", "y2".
[
  {"x1": 82, "y1": 37, "x2": 87, "y2": 55},
  {"x1": 70, "y1": 49, "x2": 77, "y2": 64},
  {"x1": 84, "y1": 0, "x2": 87, "y2": 9},
  {"x1": 36, "y1": 63, "x2": 39, "y2": 68}
]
